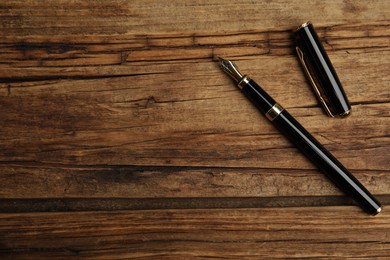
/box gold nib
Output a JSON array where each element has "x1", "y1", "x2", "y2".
[{"x1": 218, "y1": 56, "x2": 243, "y2": 83}]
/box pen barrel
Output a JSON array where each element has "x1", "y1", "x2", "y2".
[
  {"x1": 240, "y1": 79, "x2": 381, "y2": 215},
  {"x1": 241, "y1": 79, "x2": 276, "y2": 114},
  {"x1": 273, "y1": 110, "x2": 381, "y2": 215}
]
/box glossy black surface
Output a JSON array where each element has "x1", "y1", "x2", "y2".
[
  {"x1": 295, "y1": 23, "x2": 351, "y2": 116},
  {"x1": 242, "y1": 79, "x2": 275, "y2": 114},
  {"x1": 238, "y1": 77, "x2": 381, "y2": 215},
  {"x1": 273, "y1": 110, "x2": 381, "y2": 215}
]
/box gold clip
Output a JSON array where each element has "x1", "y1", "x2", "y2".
[{"x1": 296, "y1": 46, "x2": 334, "y2": 117}]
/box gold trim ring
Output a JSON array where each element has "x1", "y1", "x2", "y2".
[
  {"x1": 265, "y1": 103, "x2": 284, "y2": 121},
  {"x1": 238, "y1": 75, "x2": 251, "y2": 89}
]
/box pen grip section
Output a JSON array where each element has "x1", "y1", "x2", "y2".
[
  {"x1": 272, "y1": 110, "x2": 381, "y2": 215},
  {"x1": 242, "y1": 79, "x2": 276, "y2": 114}
]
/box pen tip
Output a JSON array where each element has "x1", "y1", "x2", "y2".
[
  {"x1": 216, "y1": 57, "x2": 243, "y2": 83},
  {"x1": 217, "y1": 56, "x2": 230, "y2": 70},
  {"x1": 218, "y1": 56, "x2": 230, "y2": 66}
]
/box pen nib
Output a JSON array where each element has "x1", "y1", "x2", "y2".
[{"x1": 218, "y1": 56, "x2": 243, "y2": 83}]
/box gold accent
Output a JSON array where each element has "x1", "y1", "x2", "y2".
[
  {"x1": 238, "y1": 75, "x2": 250, "y2": 90},
  {"x1": 265, "y1": 103, "x2": 284, "y2": 121},
  {"x1": 295, "y1": 21, "x2": 311, "y2": 32},
  {"x1": 296, "y1": 46, "x2": 335, "y2": 117},
  {"x1": 339, "y1": 109, "x2": 351, "y2": 117}
]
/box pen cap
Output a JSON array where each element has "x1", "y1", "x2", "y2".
[{"x1": 295, "y1": 22, "x2": 351, "y2": 117}]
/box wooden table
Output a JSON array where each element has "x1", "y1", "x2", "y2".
[{"x1": 1, "y1": 1, "x2": 389, "y2": 258}]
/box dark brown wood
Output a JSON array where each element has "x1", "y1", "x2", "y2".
[
  {"x1": 0, "y1": 0, "x2": 389, "y2": 258},
  {"x1": 1, "y1": 207, "x2": 390, "y2": 259},
  {"x1": 0, "y1": 165, "x2": 388, "y2": 199}
]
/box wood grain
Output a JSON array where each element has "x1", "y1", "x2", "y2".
[
  {"x1": 1, "y1": 207, "x2": 390, "y2": 259},
  {"x1": 0, "y1": 165, "x2": 388, "y2": 199},
  {"x1": 0, "y1": 0, "x2": 389, "y2": 258},
  {"x1": 0, "y1": 56, "x2": 388, "y2": 168}
]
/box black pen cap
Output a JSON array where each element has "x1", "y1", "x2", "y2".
[{"x1": 295, "y1": 22, "x2": 351, "y2": 117}]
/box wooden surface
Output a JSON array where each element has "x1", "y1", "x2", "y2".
[{"x1": 0, "y1": 0, "x2": 389, "y2": 259}]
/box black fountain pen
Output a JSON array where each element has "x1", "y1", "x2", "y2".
[{"x1": 218, "y1": 57, "x2": 382, "y2": 215}]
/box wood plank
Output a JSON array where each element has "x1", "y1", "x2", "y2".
[
  {"x1": 0, "y1": 197, "x2": 376, "y2": 213},
  {"x1": 0, "y1": 99, "x2": 388, "y2": 168},
  {"x1": 2, "y1": 52, "x2": 389, "y2": 106},
  {"x1": 0, "y1": 53, "x2": 389, "y2": 167},
  {"x1": 1, "y1": 24, "x2": 389, "y2": 84},
  {"x1": 0, "y1": 0, "x2": 389, "y2": 36},
  {"x1": 1, "y1": 23, "x2": 389, "y2": 63},
  {"x1": 0, "y1": 165, "x2": 388, "y2": 199},
  {"x1": 1, "y1": 207, "x2": 389, "y2": 259}
]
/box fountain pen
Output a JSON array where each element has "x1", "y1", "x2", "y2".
[{"x1": 218, "y1": 57, "x2": 381, "y2": 215}]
